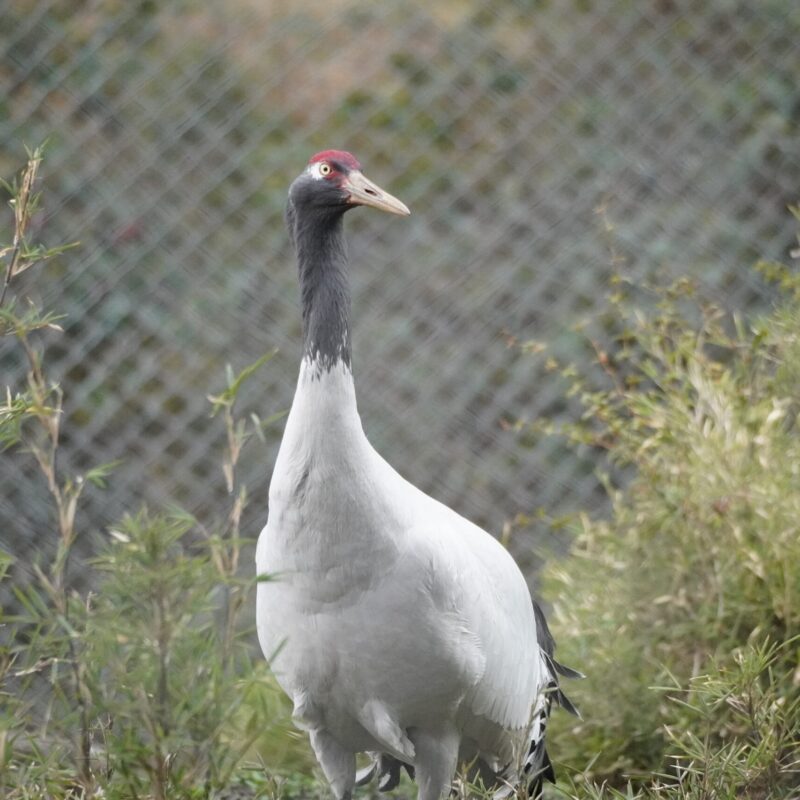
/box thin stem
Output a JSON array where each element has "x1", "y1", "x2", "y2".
[
  {"x1": 156, "y1": 588, "x2": 170, "y2": 737},
  {"x1": 22, "y1": 336, "x2": 93, "y2": 787},
  {"x1": 1, "y1": 149, "x2": 41, "y2": 309},
  {"x1": 0, "y1": 240, "x2": 20, "y2": 308},
  {"x1": 218, "y1": 402, "x2": 244, "y2": 673}
]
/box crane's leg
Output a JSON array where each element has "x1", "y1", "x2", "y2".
[
  {"x1": 310, "y1": 728, "x2": 355, "y2": 800},
  {"x1": 409, "y1": 726, "x2": 460, "y2": 800}
]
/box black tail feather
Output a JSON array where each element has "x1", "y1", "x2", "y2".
[
  {"x1": 550, "y1": 657, "x2": 585, "y2": 681},
  {"x1": 522, "y1": 686, "x2": 558, "y2": 799},
  {"x1": 535, "y1": 601, "x2": 583, "y2": 719},
  {"x1": 522, "y1": 600, "x2": 584, "y2": 797},
  {"x1": 527, "y1": 747, "x2": 556, "y2": 799},
  {"x1": 555, "y1": 686, "x2": 581, "y2": 719}
]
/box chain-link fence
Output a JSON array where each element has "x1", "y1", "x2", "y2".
[{"x1": 2, "y1": 0, "x2": 799, "y2": 581}]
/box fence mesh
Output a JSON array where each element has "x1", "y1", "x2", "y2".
[{"x1": 2, "y1": 0, "x2": 799, "y2": 580}]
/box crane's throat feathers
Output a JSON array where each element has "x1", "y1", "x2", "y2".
[
  {"x1": 292, "y1": 205, "x2": 353, "y2": 373},
  {"x1": 303, "y1": 339, "x2": 351, "y2": 378}
]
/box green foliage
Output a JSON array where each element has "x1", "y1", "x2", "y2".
[
  {"x1": 0, "y1": 143, "x2": 78, "y2": 309},
  {"x1": 552, "y1": 639, "x2": 800, "y2": 800},
  {"x1": 78, "y1": 510, "x2": 270, "y2": 797},
  {"x1": 534, "y1": 234, "x2": 800, "y2": 796},
  {"x1": 0, "y1": 149, "x2": 312, "y2": 798}
]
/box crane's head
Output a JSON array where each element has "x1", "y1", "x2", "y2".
[{"x1": 288, "y1": 150, "x2": 410, "y2": 219}]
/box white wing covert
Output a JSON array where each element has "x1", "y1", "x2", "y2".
[{"x1": 405, "y1": 497, "x2": 543, "y2": 731}]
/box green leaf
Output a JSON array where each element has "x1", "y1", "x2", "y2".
[
  {"x1": 84, "y1": 459, "x2": 123, "y2": 488},
  {"x1": 208, "y1": 348, "x2": 278, "y2": 415}
]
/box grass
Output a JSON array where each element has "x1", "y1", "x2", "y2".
[
  {"x1": 527, "y1": 230, "x2": 800, "y2": 797},
  {"x1": 1, "y1": 148, "x2": 310, "y2": 798}
]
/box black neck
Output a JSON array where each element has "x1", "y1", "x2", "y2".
[{"x1": 289, "y1": 205, "x2": 352, "y2": 371}]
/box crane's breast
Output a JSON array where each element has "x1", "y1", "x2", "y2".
[{"x1": 256, "y1": 526, "x2": 487, "y2": 737}]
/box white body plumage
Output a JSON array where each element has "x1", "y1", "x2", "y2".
[{"x1": 256, "y1": 360, "x2": 543, "y2": 799}]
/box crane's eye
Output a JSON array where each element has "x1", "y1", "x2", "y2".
[{"x1": 319, "y1": 163, "x2": 332, "y2": 176}]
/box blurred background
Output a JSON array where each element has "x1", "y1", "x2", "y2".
[{"x1": 2, "y1": 0, "x2": 799, "y2": 578}]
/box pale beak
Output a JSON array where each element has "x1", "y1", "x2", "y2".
[{"x1": 344, "y1": 171, "x2": 411, "y2": 216}]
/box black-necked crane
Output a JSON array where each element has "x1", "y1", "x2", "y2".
[{"x1": 255, "y1": 151, "x2": 580, "y2": 800}]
